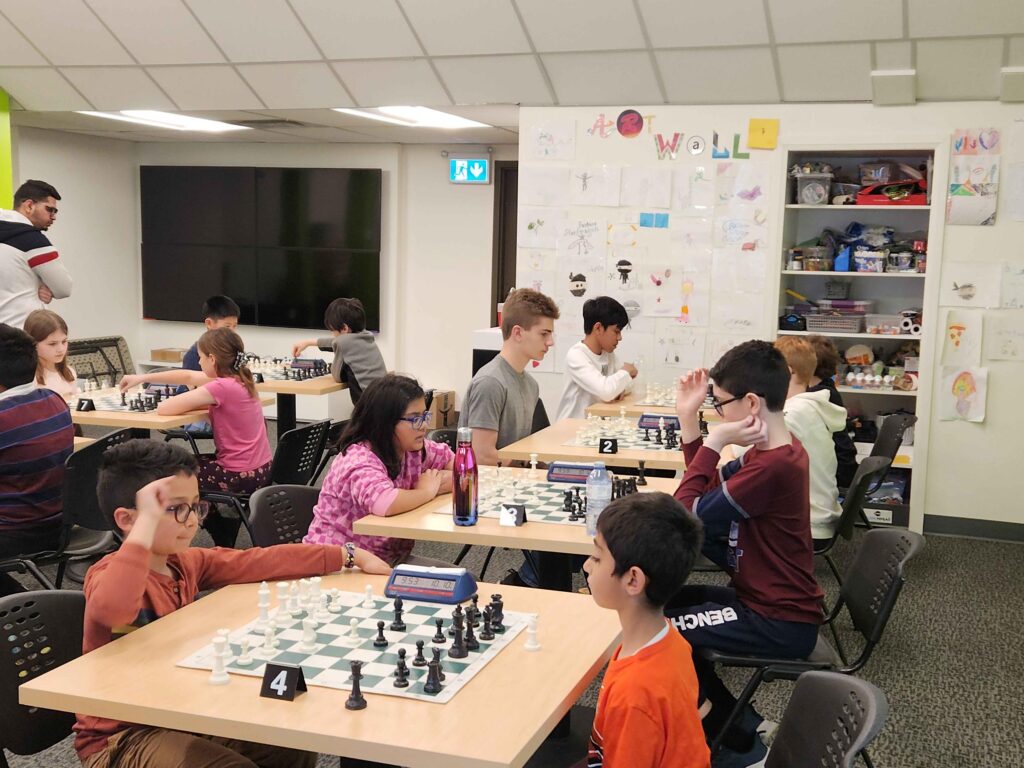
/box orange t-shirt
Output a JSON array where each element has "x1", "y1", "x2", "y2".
[{"x1": 588, "y1": 623, "x2": 710, "y2": 768}]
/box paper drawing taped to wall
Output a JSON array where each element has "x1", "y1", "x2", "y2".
[
  {"x1": 715, "y1": 161, "x2": 769, "y2": 209},
  {"x1": 939, "y1": 366, "x2": 987, "y2": 422},
  {"x1": 529, "y1": 120, "x2": 575, "y2": 161},
  {"x1": 655, "y1": 321, "x2": 706, "y2": 369},
  {"x1": 517, "y1": 207, "x2": 567, "y2": 249},
  {"x1": 557, "y1": 219, "x2": 606, "y2": 263},
  {"x1": 620, "y1": 167, "x2": 673, "y2": 209},
  {"x1": 711, "y1": 291, "x2": 764, "y2": 333},
  {"x1": 519, "y1": 166, "x2": 569, "y2": 207},
  {"x1": 672, "y1": 165, "x2": 714, "y2": 214},
  {"x1": 570, "y1": 165, "x2": 621, "y2": 207},
  {"x1": 606, "y1": 247, "x2": 645, "y2": 291}
]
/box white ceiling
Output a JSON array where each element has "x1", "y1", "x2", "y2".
[{"x1": 1, "y1": 0, "x2": 1022, "y2": 144}]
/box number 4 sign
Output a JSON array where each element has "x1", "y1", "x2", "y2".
[{"x1": 260, "y1": 663, "x2": 307, "y2": 701}]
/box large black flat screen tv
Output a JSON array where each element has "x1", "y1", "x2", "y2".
[{"x1": 140, "y1": 166, "x2": 382, "y2": 330}]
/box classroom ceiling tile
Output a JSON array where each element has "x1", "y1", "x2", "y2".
[
  {"x1": 875, "y1": 41, "x2": 913, "y2": 70},
  {"x1": 434, "y1": 55, "x2": 551, "y2": 105},
  {"x1": 12, "y1": 110, "x2": 120, "y2": 131},
  {"x1": 777, "y1": 43, "x2": 872, "y2": 101},
  {"x1": 256, "y1": 124, "x2": 392, "y2": 142},
  {"x1": 147, "y1": 65, "x2": 264, "y2": 110},
  {"x1": 916, "y1": 38, "x2": 1002, "y2": 100},
  {"x1": 0, "y1": 15, "x2": 46, "y2": 66},
  {"x1": 637, "y1": 0, "x2": 769, "y2": 48},
  {"x1": 326, "y1": 122, "x2": 516, "y2": 144},
  {"x1": 331, "y1": 59, "x2": 450, "y2": 106},
  {"x1": 441, "y1": 104, "x2": 519, "y2": 128},
  {"x1": 185, "y1": 0, "x2": 320, "y2": 62},
  {"x1": 0, "y1": 68, "x2": 92, "y2": 110},
  {"x1": 515, "y1": 0, "x2": 646, "y2": 53},
  {"x1": 656, "y1": 48, "x2": 779, "y2": 103},
  {"x1": 1010, "y1": 37, "x2": 1024, "y2": 67},
  {"x1": 289, "y1": 0, "x2": 422, "y2": 59},
  {"x1": 0, "y1": 0, "x2": 132, "y2": 65},
  {"x1": 86, "y1": 0, "x2": 224, "y2": 65},
  {"x1": 60, "y1": 67, "x2": 176, "y2": 110},
  {"x1": 908, "y1": 0, "x2": 1024, "y2": 37},
  {"x1": 400, "y1": 0, "x2": 531, "y2": 56},
  {"x1": 542, "y1": 51, "x2": 663, "y2": 105},
  {"x1": 236, "y1": 63, "x2": 353, "y2": 109},
  {"x1": 767, "y1": 0, "x2": 903, "y2": 43}
]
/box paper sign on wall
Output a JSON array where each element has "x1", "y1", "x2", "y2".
[
  {"x1": 985, "y1": 311, "x2": 1024, "y2": 360},
  {"x1": 940, "y1": 309, "x2": 983, "y2": 367},
  {"x1": 939, "y1": 366, "x2": 988, "y2": 423},
  {"x1": 747, "y1": 119, "x2": 779, "y2": 149}
]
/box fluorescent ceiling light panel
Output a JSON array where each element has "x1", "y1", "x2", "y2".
[
  {"x1": 76, "y1": 110, "x2": 250, "y2": 132},
  {"x1": 332, "y1": 106, "x2": 489, "y2": 129}
]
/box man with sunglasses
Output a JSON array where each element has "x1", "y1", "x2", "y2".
[{"x1": 0, "y1": 179, "x2": 72, "y2": 327}]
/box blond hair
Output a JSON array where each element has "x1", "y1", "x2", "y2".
[
  {"x1": 196, "y1": 328, "x2": 257, "y2": 399},
  {"x1": 774, "y1": 337, "x2": 817, "y2": 385},
  {"x1": 24, "y1": 309, "x2": 75, "y2": 385},
  {"x1": 501, "y1": 288, "x2": 560, "y2": 340}
]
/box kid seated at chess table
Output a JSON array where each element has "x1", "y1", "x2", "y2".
[
  {"x1": 74, "y1": 439, "x2": 391, "y2": 768},
  {"x1": 119, "y1": 327, "x2": 272, "y2": 548},
  {"x1": 178, "y1": 294, "x2": 241, "y2": 437},
  {"x1": 304, "y1": 373, "x2": 453, "y2": 567},
  {"x1": 581, "y1": 491, "x2": 709, "y2": 768}
]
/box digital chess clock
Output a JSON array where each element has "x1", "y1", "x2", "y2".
[
  {"x1": 384, "y1": 565, "x2": 478, "y2": 605},
  {"x1": 546, "y1": 461, "x2": 598, "y2": 484},
  {"x1": 637, "y1": 413, "x2": 681, "y2": 431}
]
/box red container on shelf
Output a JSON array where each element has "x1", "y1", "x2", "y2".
[{"x1": 856, "y1": 180, "x2": 928, "y2": 205}]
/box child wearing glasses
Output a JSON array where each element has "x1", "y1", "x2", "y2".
[
  {"x1": 119, "y1": 327, "x2": 271, "y2": 547},
  {"x1": 74, "y1": 439, "x2": 391, "y2": 768},
  {"x1": 666, "y1": 341, "x2": 823, "y2": 766},
  {"x1": 304, "y1": 373, "x2": 454, "y2": 567}
]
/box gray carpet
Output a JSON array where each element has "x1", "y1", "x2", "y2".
[{"x1": 6, "y1": 426, "x2": 1023, "y2": 767}]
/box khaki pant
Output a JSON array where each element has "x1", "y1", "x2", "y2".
[{"x1": 82, "y1": 726, "x2": 318, "y2": 768}]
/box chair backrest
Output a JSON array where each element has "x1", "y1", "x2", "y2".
[
  {"x1": 326, "y1": 420, "x2": 349, "y2": 447},
  {"x1": 66, "y1": 336, "x2": 135, "y2": 386},
  {"x1": 270, "y1": 420, "x2": 331, "y2": 485},
  {"x1": 248, "y1": 485, "x2": 320, "y2": 547},
  {"x1": 835, "y1": 456, "x2": 891, "y2": 541},
  {"x1": 869, "y1": 413, "x2": 917, "y2": 462},
  {"x1": 0, "y1": 590, "x2": 85, "y2": 756},
  {"x1": 841, "y1": 528, "x2": 925, "y2": 651},
  {"x1": 531, "y1": 399, "x2": 550, "y2": 434},
  {"x1": 62, "y1": 429, "x2": 135, "y2": 533},
  {"x1": 426, "y1": 428, "x2": 457, "y2": 451},
  {"x1": 766, "y1": 670, "x2": 889, "y2": 768}
]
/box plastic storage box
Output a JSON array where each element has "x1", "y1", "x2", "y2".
[
  {"x1": 804, "y1": 314, "x2": 865, "y2": 333},
  {"x1": 865, "y1": 314, "x2": 903, "y2": 334},
  {"x1": 817, "y1": 299, "x2": 874, "y2": 313},
  {"x1": 794, "y1": 173, "x2": 833, "y2": 205}
]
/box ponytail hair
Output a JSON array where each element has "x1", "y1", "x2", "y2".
[
  {"x1": 24, "y1": 309, "x2": 75, "y2": 384},
  {"x1": 196, "y1": 327, "x2": 257, "y2": 399}
]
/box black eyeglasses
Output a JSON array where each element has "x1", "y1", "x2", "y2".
[
  {"x1": 165, "y1": 501, "x2": 210, "y2": 524},
  {"x1": 43, "y1": 205, "x2": 58, "y2": 215},
  {"x1": 397, "y1": 411, "x2": 432, "y2": 430},
  {"x1": 707, "y1": 385, "x2": 762, "y2": 417}
]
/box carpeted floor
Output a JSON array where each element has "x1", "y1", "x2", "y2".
[{"x1": 6, "y1": 426, "x2": 1023, "y2": 767}]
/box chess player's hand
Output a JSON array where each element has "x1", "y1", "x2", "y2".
[
  {"x1": 353, "y1": 547, "x2": 392, "y2": 575},
  {"x1": 291, "y1": 339, "x2": 314, "y2": 358},
  {"x1": 676, "y1": 368, "x2": 709, "y2": 417},
  {"x1": 119, "y1": 374, "x2": 143, "y2": 393},
  {"x1": 704, "y1": 415, "x2": 768, "y2": 454},
  {"x1": 416, "y1": 469, "x2": 443, "y2": 497},
  {"x1": 37, "y1": 283, "x2": 53, "y2": 304},
  {"x1": 622, "y1": 362, "x2": 638, "y2": 378}
]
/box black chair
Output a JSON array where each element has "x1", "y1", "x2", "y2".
[
  {"x1": 248, "y1": 485, "x2": 320, "y2": 547},
  {"x1": 866, "y1": 413, "x2": 917, "y2": 494},
  {"x1": 426, "y1": 428, "x2": 457, "y2": 451},
  {"x1": 0, "y1": 590, "x2": 85, "y2": 767},
  {"x1": 531, "y1": 399, "x2": 550, "y2": 433},
  {"x1": 700, "y1": 528, "x2": 924, "y2": 761},
  {"x1": 766, "y1": 670, "x2": 889, "y2": 768},
  {"x1": 201, "y1": 420, "x2": 331, "y2": 542},
  {"x1": 311, "y1": 420, "x2": 349, "y2": 484}
]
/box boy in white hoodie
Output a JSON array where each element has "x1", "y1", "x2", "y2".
[{"x1": 775, "y1": 337, "x2": 848, "y2": 545}]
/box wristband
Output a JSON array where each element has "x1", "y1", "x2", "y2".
[{"x1": 344, "y1": 542, "x2": 356, "y2": 569}]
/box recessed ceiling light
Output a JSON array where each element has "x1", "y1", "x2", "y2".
[
  {"x1": 76, "y1": 110, "x2": 250, "y2": 133},
  {"x1": 332, "y1": 106, "x2": 489, "y2": 129}
]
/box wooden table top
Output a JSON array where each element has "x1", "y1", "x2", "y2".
[
  {"x1": 586, "y1": 393, "x2": 721, "y2": 421},
  {"x1": 73, "y1": 436, "x2": 94, "y2": 451},
  {"x1": 20, "y1": 573, "x2": 620, "y2": 768},
  {"x1": 254, "y1": 374, "x2": 345, "y2": 397},
  {"x1": 355, "y1": 467, "x2": 680, "y2": 556},
  {"x1": 67, "y1": 388, "x2": 274, "y2": 430}
]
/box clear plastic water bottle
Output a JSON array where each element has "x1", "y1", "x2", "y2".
[
  {"x1": 586, "y1": 462, "x2": 612, "y2": 537},
  {"x1": 452, "y1": 427, "x2": 478, "y2": 526}
]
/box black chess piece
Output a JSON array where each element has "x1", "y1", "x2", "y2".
[
  {"x1": 629, "y1": 478, "x2": 638, "y2": 495},
  {"x1": 390, "y1": 597, "x2": 406, "y2": 632},
  {"x1": 413, "y1": 640, "x2": 427, "y2": 667},
  {"x1": 643, "y1": 428, "x2": 651, "y2": 441},
  {"x1": 465, "y1": 619, "x2": 479, "y2": 651},
  {"x1": 432, "y1": 618, "x2": 446, "y2": 643},
  {"x1": 120, "y1": 392, "x2": 126, "y2": 406},
  {"x1": 636, "y1": 460, "x2": 647, "y2": 486},
  {"x1": 431, "y1": 647, "x2": 446, "y2": 681},
  {"x1": 655, "y1": 428, "x2": 663, "y2": 446},
  {"x1": 489, "y1": 594, "x2": 505, "y2": 633},
  {"x1": 422, "y1": 660, "x2": 443, "y2": 695},
  {"x1": 393, "y1": 649, "x2": 410, "y2": 688},
  {"x1": 480, "y1": 606, "x2": 495, "y2": 641},
  {"x1": 563, "y1": 489, "x2": 573, "y2": 512},
  {"x1": 448, "y1": 624, "x2": 468, "y2": 659},
  {"x1": 448, "y1": 605, "x2": 463, "y2": 637},
  {"x1": 699, "y1": 411, "x2": 709, "y2": 438},
  {"x1": 345, "y1": 661, "x2": 367, "y2": 710},
  {"x1": 469, "y1": 594, "x2": 480, "y2": 627},
  {"x1": 373, "y1": 620, "x2": 388, "y2": 647}
]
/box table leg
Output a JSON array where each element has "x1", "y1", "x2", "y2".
[{"x1": 276, "y1": 394, "x2": 297, "y2": 435}]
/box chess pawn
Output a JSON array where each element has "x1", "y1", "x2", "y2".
[
  {"x1": 259, "y1": 626, "x2": 276, "y2": 659},
  {"x1": 349, "y1": 617, "x2": 360, "y2": 641},
  {"x1": 328, "y1": 588, "x2": 342, "y2": 613},
  {"x1": 413, "y1": 639, "x2": 428, "y2": 667},
  {"x1": 208, "y1": 636, "x2": 230, "y2": 685},
  {"x1": 236, "y1": 636, "x2": 253, "y2": 666},
  {"x1": 362, "y1": 584, "x2": 375, "y2": 608}
]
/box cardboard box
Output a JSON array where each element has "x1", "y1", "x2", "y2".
[
  {"x1": 426, "y1": 390, "x2": 456, "y2": 430},
  {"x1": 151, "y1": 347, "x2": 188, "y2": 363}
]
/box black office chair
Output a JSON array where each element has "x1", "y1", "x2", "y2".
[
  {"x1": 201, "y1": 420, "x2": 331, "y2": 543},
  {"x1": 311, "y1": 420, "x2": 349, "y2": 484},
  {"x1": 531, "y1": 399, "x2": 550, "y2": 433},
  {"x1": 866, "y1": 413, "x2": 916, "y2": 494},
  {"x1": 700, "y1": 528, "x2": 924, "y2": 762},
  {"x1": 0, "y1": 590, "x2": 85, "y2": 767},
  {"x1": 426, "y1": 428, "x2": 457, "y2": 451},
  {"x1": 766, "y1": 671, "x2": 889, "y2": 768},
  {"x1": 248, "y1": 485, "x2": 320, "y2": 547}
]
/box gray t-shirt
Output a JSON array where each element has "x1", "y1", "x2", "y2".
[
  {"x1": 317, "y1": 331, "x2": 387, "y2": 394},
  {"x1": 459, "y1": 355, "x2": 538, "y2": 449}
]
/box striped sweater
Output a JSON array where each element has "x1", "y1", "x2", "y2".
[
  {"x1": 0, "y1": 382, "x2": 74, "y2": 529},
  {"x1": 0, "y1": 209, "x2": 72, "y2": 327}
]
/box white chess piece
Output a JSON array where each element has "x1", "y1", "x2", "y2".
[
  {"x1": 256, "y1": 581, "x2": 271, "y2": 631},
  {"x1": 216, "y1": 628, "x2": 235, "y2": 664},
  {"x1": 328, "y1": 588, "x2": 342, "y2": 613},
  {"x1": 524, "y1": 614, "x2": 541, "y2": 652},
  {"x1": 349, "y1": 617, "x2": 360, "y2": 640},
  {"x1": 298, "y1": 618, "x2": 318, "y2": 652},
  {"x1": 529, "y1": 453, "x2": 538, "y2": 477},
  {"x1": 237, "y1": 636, "x2": 253, "y2": 666},
  {"x1": 258, "y1": 626, "x2": 276, "y2": 658},
  {"x1": 658, "y1": 416, "x2": 666, "y2": 433},
  {"x1": 288, "y1": 582, "x2": 300, "y2": 616},
  {"x1": 362, "y1": 584, "x2": 374, "y2": 608},
  {"x1": 209, "y1": 636, "x2": 230, "y2": 684},
  {"x1": 316, "y1": 594, "x2": 331, "y2": 623}
]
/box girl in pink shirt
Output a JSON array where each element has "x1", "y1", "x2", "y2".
[
  {"x1": 305, "y1": 374, "x2": 454, "y2": 566},
  {"x1": 120, "y1": 328, "x2": 271, "y2": 545},
  {"x1": 24, "y1": 309, "x2": 79, "y2": 398}
]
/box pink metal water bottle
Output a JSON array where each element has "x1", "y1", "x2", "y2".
[{"x1": 452, "y1": 427, "x2": 478, "y2": 526}]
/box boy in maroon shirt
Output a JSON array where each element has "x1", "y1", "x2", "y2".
[
  {"x1": 74, "y1": 440, "x2": 391, "y2": 768},
  {"x1": 668, "y1": 341, "x2": 823, "y2": 765}
]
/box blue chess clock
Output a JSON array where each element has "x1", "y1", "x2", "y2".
[{"x1": 385, "y1": 565, "x2": 478, "y2": 605}]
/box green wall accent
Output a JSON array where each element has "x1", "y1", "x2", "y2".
[{"x1": 0, "y1": 89, "x2": 11, "y2": 209}]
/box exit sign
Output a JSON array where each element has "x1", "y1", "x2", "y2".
[{"x1": 449, "y1": 158, "x2": 490, "y2": 185}]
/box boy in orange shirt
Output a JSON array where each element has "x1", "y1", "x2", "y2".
[
  {"x1": 582, "y1": 492, "x2": 710, "y2": 768},
  {"x1": 73, "y1": 440, "x2": 392, "y2": 768}
]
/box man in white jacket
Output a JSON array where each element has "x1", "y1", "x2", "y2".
[
  {"x1": 0, "y1": 180, "x2": 71, "y2": 328},
  {"x1": 555, "y1": 296, "x2": 638, "y2": 420},
  {"x1": 775, "y1": 337, "x2": 848, "y2": 544}
]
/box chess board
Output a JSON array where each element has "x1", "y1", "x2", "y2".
[
  {"x1": 246, "y1": 356, "x2": 330, "y2": 382},
  {"x1": 70, "y1": 387, "x2": 172, "y2": 413},
  {"x1": 433, "y1": 475, "x2": 589, "y2": 526},
  {"x1": 563, "y1": 423, "x2": 681, "y2": 452},
  {"x1": 178, "y1": 589, "x2": 528, "y2": 704}
]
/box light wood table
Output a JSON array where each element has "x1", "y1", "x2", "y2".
[
  {"x1": 68, "y1": 388, "x2": 274, "y2": 431},
  {"x1": 254, "y1": 375, "x2": 345, "y2": 434},
  {"x1": 73, "y1": 436, "x2": 94, "y2": 452},
  {"x1": 586, "y1": 393, "x2": 721, "y2": 422},
  {"x1": 20, "y1": 573, "x2": 620, "y2": 768}
]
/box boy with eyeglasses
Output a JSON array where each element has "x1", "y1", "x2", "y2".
[
  {"x1": 73, "y1": 439, "x2": 391, "y2": 768},
  {"x1": 666, "y1": 341, "x2": 823, "y2": 766}
]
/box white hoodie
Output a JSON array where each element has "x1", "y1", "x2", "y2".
[{"x1": 783, "y1": 389, "x2": 848, "y2": 540}]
